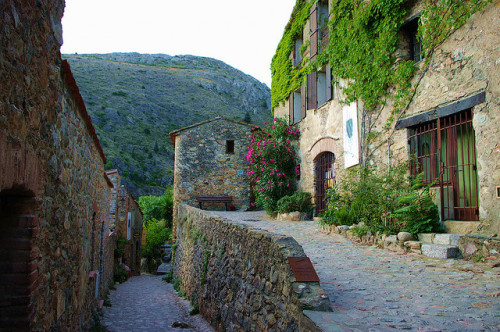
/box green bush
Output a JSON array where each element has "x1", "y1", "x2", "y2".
[
  {"x1": 320, "y1": 163, "x2": 442, "y2": 235},
  {"x1": 247, "y1": 117, "x2": 300, "y2": 215},
  {"x1": 350, "y1": 225, "x2": 370, "y2": 238},
  {"x1": 276, "y1": 191, "x2": 313, "y2": 214},
  {"x1": 113, "y1": 265, "x2": 128, "y2": 283},
  {"x1": 395, "y1": 173, "x2": 442, "y2": 235}
]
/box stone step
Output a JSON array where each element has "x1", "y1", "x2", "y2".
[
  {"x1": 444, "y1": 220, "x2": 481, "y2": 234},
  {"x1": 302, "y1": 310, "x2": 361, "y2": 331},
  {"x1": 421, "y1": 244, "x2": 459, "y2": 259},
  {"x1": 418, "y1": 233, "x2": 460, "y2": 245}
]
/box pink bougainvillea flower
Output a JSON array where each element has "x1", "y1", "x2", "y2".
[
  {"x1": 264, "y1": 121, "x2": 269, "y2": 125},
  {"x1": 261, "y1": 168, "x2": 265, "y2": 172},
  {"x1": 251, "y1": 202, "x2": 255, "y2": 206},
  {"x1": 287, "y1": 183, "x2": 290, "y2": 187}
]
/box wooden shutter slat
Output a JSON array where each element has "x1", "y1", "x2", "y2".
[
  {"x1": 310, "y1": 3, "x2": 318, "y2": 60},
  {"x1": 301, "y1": 84, "x2": 306, "y2": 119},
  {"x1": 310, "y1": 3, "x2": 318, "y2": 31},
  {"x1": 289, "y1": 93, "x2": 294, "y2": 124},
  {"x1": 307, "y1": 72, "x2": 317, "y2": 110}
]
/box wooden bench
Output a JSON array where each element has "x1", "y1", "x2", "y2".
[{"x1": 196, "y1": 195, "x2": 233, "y2": 211}]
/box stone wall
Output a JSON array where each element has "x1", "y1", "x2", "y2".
[
  {"x1": 171, "y1": 117, "x2": 255, "y2": 211},
  {"x1": 274, "y1": 1, "x2": 500, "y2": 236},
  {"x1": 172, "y1": 204, "x2": 330, "y2": 331},
  {"x1": 116, "y1": 185, "x2": 143, "y2": 274},
  {"x1": 171, "y1": 117, "x2": 256, "y2": 239},
  {"x1": 0, "y1": 0, "x2": 115, "y2": 329}
]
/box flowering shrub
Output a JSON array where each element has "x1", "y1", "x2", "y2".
[{"x1": 247, "y1": 117, "x2": 300, "y2": 215}]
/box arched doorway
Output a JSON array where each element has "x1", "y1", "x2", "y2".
[
  {"x1": 314, "y1": 152, "x2": 335, "y2": 216},
  {"x1": 0, "y1": 189, "x2": 38, "y2": 330}
]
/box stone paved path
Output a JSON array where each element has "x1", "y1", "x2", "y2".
[
  {"x1": 210, "y1": 211, "x2": 500, "y2": 331},
  {"x1": 102, "y1": 274, "x2": 214, "y2": 332}
]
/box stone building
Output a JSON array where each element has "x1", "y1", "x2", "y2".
[
  {"x1": 106, "y1": 170, "x2": 143, "y2": 274},
  {"x1": 0, "y1": 1, "x2": 140, "y2": 329},
  {"x1": 170, "y1": 117, "x2": 257, "y2": 235},
  {"x1": 118, "y1": 183, "x2": 143, "y2": 274},
  {"x1": 272, "y1": 0, "x2": 499, "y2": 236}
]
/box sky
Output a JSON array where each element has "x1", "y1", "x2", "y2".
[{"x1": 61, "y1": 0, "x2": 297, "y2": 88}]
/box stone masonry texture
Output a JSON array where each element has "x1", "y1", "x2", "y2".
[
  {"x1": 171, "y1": 117, "x2": 257, "y2": 241},
  {"x1": 0, "y1": 0, "x2": 121, "y2": 329},
  {"x1": 274, "y1": 1, "x2": 500, "y2": 236},
  {"x1": 172, "y1": 117, "x2": 255, "y2": 211},
  {"x1": 172, "y1": 204, "x2": 330, "y2": 331},
  {"x1": 116, "y1": 184, "x2": 143, "y2": 273}
]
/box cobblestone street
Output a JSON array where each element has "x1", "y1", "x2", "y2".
[
  {"x1": 102, "y1": 275, "x2": 214, "y2": 332},
  {"x1": 211, "y1": 211, "x2": 500, "y2": 331}
]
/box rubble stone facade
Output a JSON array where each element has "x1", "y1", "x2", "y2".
[
  {"x1": 0, "y1": 1, "x2": 140, "y2": 329},
  {"x1": 117, "y1": 184, "x2": 143, "y2": 274},
  {"x1": 106, "y1": 170, "x2": 143, "y2": 274},
  {"x1": 273, "y1": 0, "x2": 500, "y2": 236},
  {"x1": 170, "y1": 117, "x2": 256, "y2": 238}
]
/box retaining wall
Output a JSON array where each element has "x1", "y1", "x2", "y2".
[{"x1": 173, "y1": 204, "x2": 330, "y2": 331}]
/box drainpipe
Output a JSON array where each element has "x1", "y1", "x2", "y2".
[{"x1": 387, "y1": 138, "x2": 391, "y2": 170}]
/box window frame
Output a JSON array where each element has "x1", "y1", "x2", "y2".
[{"x1": 226, "y1": 140, "x2": 235, "y2": 154}]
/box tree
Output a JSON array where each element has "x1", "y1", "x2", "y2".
[
  {"x1": 137, "y1": 186, "x2": 174, "y2": 228},
  {"x1": 141, "y1": 218, "x2": 169, "y2": 259},
  {"x1": 243, "y1": 111, "x2": 252, "y2": 124}
]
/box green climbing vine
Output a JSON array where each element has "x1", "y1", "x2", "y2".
[
  {"x1": 271, "y1": 0, "x2": 492, "y2": 127},
  {"x1": 419, "y1": 0, "x2": 491, "y2": 60},
  {"x1": 324, "y1": 0, "x2": 415, "y2": 113},
  {"x1": 270, "y1": 0, "x2": 312, "y2": 109}
]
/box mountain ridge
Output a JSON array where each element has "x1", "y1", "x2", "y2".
[{"x1": 64, "y1": 52, "x2": 271, "y2": 197}]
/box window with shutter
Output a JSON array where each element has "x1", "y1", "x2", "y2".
[
  {"x1": 309, "y1": 3, "x2": 318, "y2": 60},
  {"x1": 289, "y1": 90, "x2": 303, "y2": 124},
  {"x1": 301, "y1": 84, "x2": 307, "y2": 119},
  {"x1": 293, "y1": 39, "x2": 303, "y2": 67},
  {"x1": 317, "y1": 71, "x2": 327, "y2": 107},
  {"x1": 307, "y1": 72, "x2": 317, "y2": 110}
]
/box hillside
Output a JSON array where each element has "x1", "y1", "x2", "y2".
[{"x1": 64, "y1": 53, "x2": 271, "y2": 197}]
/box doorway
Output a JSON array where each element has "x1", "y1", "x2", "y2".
[
  {"x1": 314, "y1": 152, "x2": 335, "y2": 216},
  {"x1": 0, "y1": 190, "x2": 38, "y2": 330}
]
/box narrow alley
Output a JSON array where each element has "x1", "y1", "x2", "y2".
[{"x1": 102, "y1": 275, "x2": 214, "y2": 332}]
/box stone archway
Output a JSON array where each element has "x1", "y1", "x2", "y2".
[{"x1": 0, "y1": 189, "x2": 39, "y2": 330}]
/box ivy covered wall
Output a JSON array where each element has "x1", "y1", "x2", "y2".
[{"x1": 271, "y1": 0, "x2": 500, "y2": 236}]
